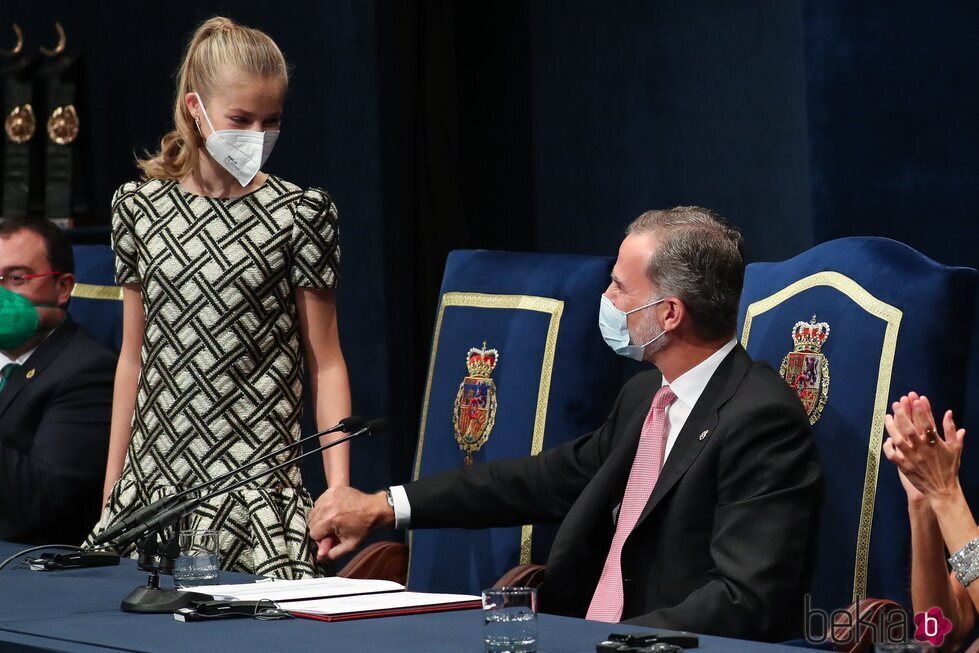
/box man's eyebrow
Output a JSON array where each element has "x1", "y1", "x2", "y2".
[
  {"x1": 0, "y1": 265, "x2": 30, "y2": 275},
  {"x1": 610, "y1": 272, "x2": 625, "y2": 288}
]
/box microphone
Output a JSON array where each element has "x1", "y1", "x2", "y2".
[
  {"x1": 108, "y1": 418, "x2": 388, "y2": 550},
  {"x1": 93, "y1": 416, "x2": 366, "y2": 546}
]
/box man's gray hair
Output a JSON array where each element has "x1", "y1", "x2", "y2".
[{"x1": 626, "y1": 206, "x2": 744, "y2": 341}]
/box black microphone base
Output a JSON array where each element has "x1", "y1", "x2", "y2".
[{"x1": 121, "y1": 586, "x2": 211, "y2": 613}]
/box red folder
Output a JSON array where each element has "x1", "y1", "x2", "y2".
[{"x1": 291, "y1": 599, "x2": 482, "y2": 622}]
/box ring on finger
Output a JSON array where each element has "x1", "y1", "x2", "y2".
[{"x1": 924, "y1": 427, "x2": 937, "y2": 445}]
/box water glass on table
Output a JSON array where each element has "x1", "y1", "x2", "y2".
[
  {"x1": 482, "y1": 586, "x2": 537, "y2": 653},
  {"x1": 173, "y1": 529, "x2": 220, "y2": 587}
]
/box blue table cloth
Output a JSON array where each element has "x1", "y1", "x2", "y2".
[{"x1": 0, "y1": 541, "x2": 805, "y2": 652}]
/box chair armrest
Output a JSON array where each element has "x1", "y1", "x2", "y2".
[
  {"x1": 831, "y1": 597, "x2": 907, "y2": 653},
  {"x1": 337, "y1": 542, "x2": 544, "y2": 591},
  {"x1": 493, "y1": 563, "x2": 547, "y2": 589},
  {"x1": 336, "y1": 541, "x2": 408, "y2": 585}
]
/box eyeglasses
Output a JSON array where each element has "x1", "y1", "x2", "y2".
[{"x1": 0, "y1": 272, "x2": 62, "y2": 288}]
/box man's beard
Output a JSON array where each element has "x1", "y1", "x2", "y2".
[{"x1": 632, "y1": 308, "x2": 669, "y2": 360}]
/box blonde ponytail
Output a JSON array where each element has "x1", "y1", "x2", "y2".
[{"x1": 138, "y1": 16, "x2": 289, "y2": 180}]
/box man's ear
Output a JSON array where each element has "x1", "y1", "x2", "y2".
[
  {"x1": 661, "y1": 296, "x2": 685, "y2": 332},
  {"x1": 56, "y1": 272, "x2": 74, "y2": 307}
]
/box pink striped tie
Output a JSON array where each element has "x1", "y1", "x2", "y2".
[{"x1": 586, "y1": 385, "x2": 677, "y2": 622}]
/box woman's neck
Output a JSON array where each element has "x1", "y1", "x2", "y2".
[{"x1": 179, "y1": 147, "x2": 267, "y2": 198}]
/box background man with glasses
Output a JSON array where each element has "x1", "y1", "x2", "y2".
[{"x1": 0, "y1": 217, "x2": 115, "y2": 545}]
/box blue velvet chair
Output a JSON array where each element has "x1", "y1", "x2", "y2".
[
  {"x1": 737, "y1": 237, "x2": 977, "y2": 647},
  {"x1": 401, "y1": 249, "x2": 626, "y2": 594},
  {"x1": 69, "y1": 244, "x2": 123, "y2": 353}
]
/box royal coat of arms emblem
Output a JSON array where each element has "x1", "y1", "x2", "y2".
[
  {"x1": 779, "y1": 315, "x2": 831, "y2": 426},
  {"x1": 453, "y1": 342, "x2": 499, "y2": 465}
]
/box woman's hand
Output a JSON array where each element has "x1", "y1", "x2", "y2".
[
  {"x1": 883, "y1": 392, "x2": 965, "y2": 505},
  {"x1": 893, "y1": 464, "x2": 929, "y2": 504},
  {"x1": 884, "y1": 397, "x2": 928, "y2": 505}
]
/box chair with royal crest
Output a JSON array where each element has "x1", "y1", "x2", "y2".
[
  {"x1": 341, "y1": 249, "x2": 628, "y2": 595},
  {"x1": 69, "y1": 244, "x2": 123, "y2": 353},
  {"x1": 736, "y1": 237, "x2": 977, "y2": 650}
]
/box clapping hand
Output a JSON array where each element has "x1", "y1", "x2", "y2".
[{"x1": 883, "y1": 392, "x2": 965, "y2": 504}]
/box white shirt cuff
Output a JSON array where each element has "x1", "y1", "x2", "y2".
[{"x1": 389, "y1": 485, "x2": 411, "y2": 530}]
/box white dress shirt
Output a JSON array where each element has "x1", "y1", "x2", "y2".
[
  {"x1": 659, "y1": 338, "x2": 737, "y2": 462},
  {"x1": 0, "y1": 345, "x2": 40, "y2": 369},
  {"x1": 389, "y1": 338, "x2": 739, "y2": 530}
]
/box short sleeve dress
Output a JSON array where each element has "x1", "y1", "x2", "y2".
[{"x1": 85, "y1": 175, "x2": 339, "y2": 579}]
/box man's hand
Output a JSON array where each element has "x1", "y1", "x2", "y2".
[{"x1": 308, "y1": 486, "x2": 395, "y2": 561}]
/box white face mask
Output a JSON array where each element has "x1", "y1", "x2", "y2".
[
  {"x1": 598, "y1": 295, "x2": 667, "y2": 361},
  {"x1": 195, "y1": 93, "x2": 279, "y2": 187}
]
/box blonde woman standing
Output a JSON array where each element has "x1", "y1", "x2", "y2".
[{"x1": 87, "y1": 16, "x2": 351, "y2": 578}]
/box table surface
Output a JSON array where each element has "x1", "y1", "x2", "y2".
[{"x1": 0, "y1": 541, "x2": 808, "y2": 653}]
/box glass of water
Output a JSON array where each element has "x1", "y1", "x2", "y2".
[
  {"x1": 173, "y1": 529, "x2": 220, "y2": 587},
  {"x1": 482, "y1": 586, "x2": 537, "y2": 653}
]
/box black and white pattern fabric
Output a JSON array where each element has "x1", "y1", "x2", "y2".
[{"x1": 85, "y1": 175, "x2": 339, "y2": 579}]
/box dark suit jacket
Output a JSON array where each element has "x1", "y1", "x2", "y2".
[
  {"x1": 0, "y1": 319, "x2": 115, "y2": 544},
  {"x1": 405, "y1": 344, "x2": 820, "y2": 641}
]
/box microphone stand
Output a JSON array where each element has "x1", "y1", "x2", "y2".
[
  {"x1": 118, "y1": 419, "x2": 386, "y2": 614},
  {"x1": 120, "y1": 531, "x2": 206, "y2": 614}
]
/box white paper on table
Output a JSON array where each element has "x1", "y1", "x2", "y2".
[
  {"x1": 286, "y1": 591, "x2": 482, "y2": 617},
  {"x1": 178, "y1": 576, "x2": 405, "y2": 602}
]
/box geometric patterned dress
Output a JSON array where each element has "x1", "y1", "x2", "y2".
[{"x1": 84, "y1": 175, "x2": 339, "y2": 579}]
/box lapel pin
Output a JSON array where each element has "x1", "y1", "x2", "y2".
[
  {"x1": 25, "y1": 368, "x2": 35, "y2": 379},
  {"x1": 699, "y1": 430, "x2": 709, "y2": 441}
]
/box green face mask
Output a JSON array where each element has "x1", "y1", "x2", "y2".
[{"x1": 0, "y1": 285, "x2": 60, "y2": 351}]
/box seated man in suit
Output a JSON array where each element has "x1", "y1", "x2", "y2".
[
  {"x1": 0, "y1": 217, "x2": 115, "y2": 544},
  {"x1": 309, "y1": 207, "x2": 821, "y2": 641}
]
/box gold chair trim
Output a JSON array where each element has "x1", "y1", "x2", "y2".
[
  {"x1": 71, "y1": 283, "x2": 123, "y2": 301},
  {"x1": 409, "y1": 292, "x2": 564, "y2": 582},
  {"x1": 740, "y1": 270, "x2": 902, "y2": 601}
]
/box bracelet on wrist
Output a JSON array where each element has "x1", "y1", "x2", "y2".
[{"x1": 949, "y1": 535, "x2": 979, "y2": 587}]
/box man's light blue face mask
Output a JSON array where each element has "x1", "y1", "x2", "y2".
[{"x1": 598, "y1": 295, "x2": 667, "y2": 361}]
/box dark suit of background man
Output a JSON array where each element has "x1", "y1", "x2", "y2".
[
  {"x1": 309, "y1": 207, "x2": 821, "y2": 642},
  {"x1": 0, "y1": 218, "x2": 115, "y2": 544}
]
